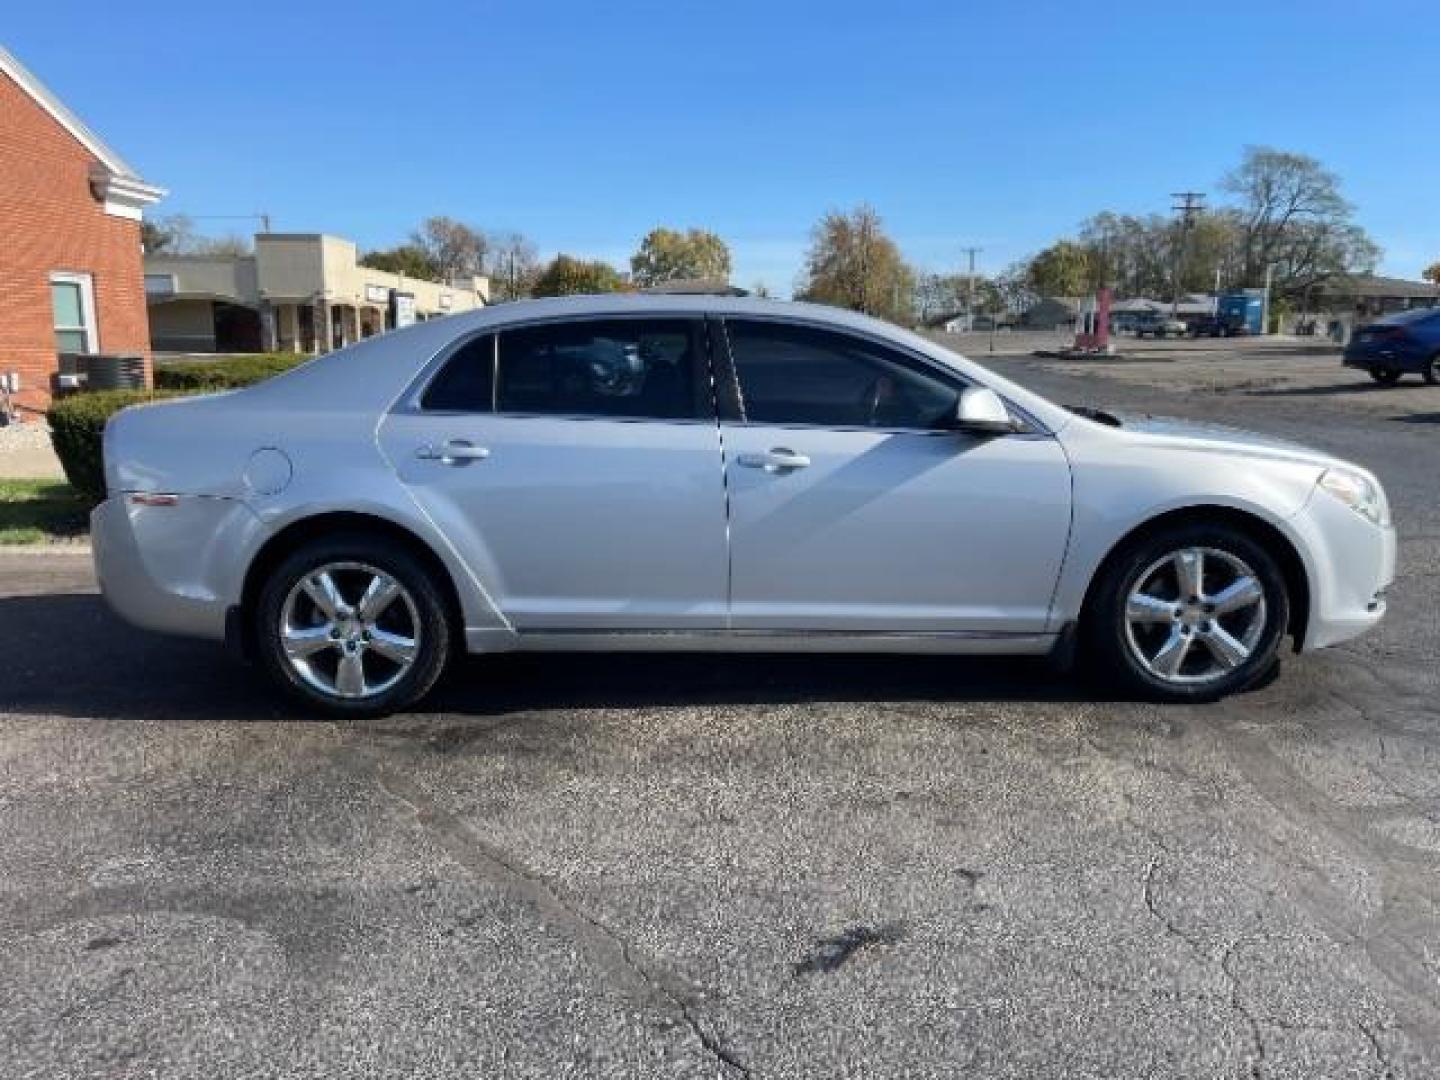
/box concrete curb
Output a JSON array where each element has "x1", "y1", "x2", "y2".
[{"x1": 0, "y1": 544, "x2": 92, "y2": 556}]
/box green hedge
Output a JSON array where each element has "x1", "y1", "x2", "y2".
[
  {"x1": 154, "y1": 352, "x2": 307, "y2": 391},
  {"x1": 47, "y1": 390, "x2": 180, "y2": 505}
]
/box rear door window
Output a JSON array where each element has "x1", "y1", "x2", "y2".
[{"x1": 496, "y1": 319, "x2": 707, "y2": 420}]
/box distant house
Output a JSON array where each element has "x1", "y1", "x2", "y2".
[
  {"x1": 0, "y1": 46, "x2": 164, "y2": 419},
  {"x1": 1021, "y1": 297, "x2": 1080, "y2": 330},
  {"x1": 1288, "y1": 275, "x2": 1440, "y2": 340},
  {"x1": 922, "y1": 311, "x2": 972, "y2": 334},
  {"x1": 146, "y1": 233, "x2": 489, "y2": 354}
]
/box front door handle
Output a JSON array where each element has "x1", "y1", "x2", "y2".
[
  {"x1": 416, "y1": 440, "x2": 490, "y2": 465},
  {"x1": 736, "y1": 447, "x2": 811, "y2": 472}
]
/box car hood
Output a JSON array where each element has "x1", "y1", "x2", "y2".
[{"x1": 1106, "y1": 412, "x2": 1348, "y2": 469}]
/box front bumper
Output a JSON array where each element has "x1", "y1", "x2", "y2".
[
  {"x1": 1343, "y1": 344, "x2": 1425, "y2": 373},
  {"x1": 92, "y1": 495, "x2": 266, "y2": 642},
  {"x1": 1290, "y1": 486, "x2": 1397, "y2": 651}
]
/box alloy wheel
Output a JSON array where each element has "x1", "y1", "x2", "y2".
[
  {"x1": 279, "y1": 561, "x2": 421, "y2": 700},
  {"x1": 1123, "y1": 547, "x2": 1267, "y2": 686}
]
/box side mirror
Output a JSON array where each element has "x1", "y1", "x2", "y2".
[{"x1": 955, "y1": 387, "x2": 1016, "y2": 435}]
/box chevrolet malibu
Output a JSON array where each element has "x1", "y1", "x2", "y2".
[{"x1": 94, "y1": 295, "x2": 1395, "y2": 717}]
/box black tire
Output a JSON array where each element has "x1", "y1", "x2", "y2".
[
  {"x1": 1424, "y1": 354, "x2": 1440, "y2": 386},
  {"x1": 254, "y1": 533, "x2": 452, "y2": 718},
  {"x1": 1370, "y1": 367, "x2": 1402, "y2": 386},
  {"x1": 1087, "y1": 523, "x2": 1290, "y2": 703}
]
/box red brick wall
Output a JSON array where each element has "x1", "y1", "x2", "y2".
[{"x1": 0, "y1": 70, "x2": 151, "y2": 421}]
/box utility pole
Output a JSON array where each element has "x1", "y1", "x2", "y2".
[
  {"x1": 959, "y1": 246, "x2": 982, "y2": 331},
  {"x1": 1261, "y1": 262, "x2": 1275, "y2": 336},
  {"x1": 1169, "y1": 192, "x2": 1205, "y2": 317}
]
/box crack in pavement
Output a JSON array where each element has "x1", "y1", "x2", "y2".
[
  {"x1": 1221, "y1": 940, "x2": 1268, "y2": 1080},
  {"x1": 1360, "y1": 1019, "x2": 1399, "y2": 1079},
  {"x1": 334, "y1": 744, "x2": 752, "y2": 1078},
  {"x1": 1137, "y1": 842, "x2": 1269, "y2": 1076}
]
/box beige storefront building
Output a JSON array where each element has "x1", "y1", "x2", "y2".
[{"x1": 145, "y1": 232, "x2": 488, "y2": 354}]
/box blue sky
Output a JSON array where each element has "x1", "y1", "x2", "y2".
[{"x1": 8, "y1": 1, "x2": 1436, "y2": 292}]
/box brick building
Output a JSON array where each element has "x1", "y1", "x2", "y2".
[{"x1": 0, "y1": 46, "x2": 164, "y2": 420}]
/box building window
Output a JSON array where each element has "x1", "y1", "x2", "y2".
[{"x1": 51, "y1": 272, "x2": 97, "y2": 354}]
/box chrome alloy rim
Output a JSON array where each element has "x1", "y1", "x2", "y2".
[
  {"x1": 1123, "y1": 547, "x2": 1267, "y2": 685},
  {"x1": 279, "y1": 562, "x2": 421, "y2": 700}
]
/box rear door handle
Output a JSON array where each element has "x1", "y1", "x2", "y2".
[
  {"x1": 736, "y1": 447, "x2": 811, "y2": 472},
  {"x1": 416, "y1": 440, "x2": 490, "y2": 465}
]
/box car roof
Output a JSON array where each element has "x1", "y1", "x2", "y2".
[{"x1": 445, "y1": 292, "x2": 895, "y2": 333}]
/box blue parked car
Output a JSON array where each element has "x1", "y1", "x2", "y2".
[{"x1": 1343, "y1": 307, "x2": 1440, "y2": 386}]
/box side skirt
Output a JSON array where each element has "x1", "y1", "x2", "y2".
[{"x1": 467, "y1": 627, "x2": 1058, "y2": 656}]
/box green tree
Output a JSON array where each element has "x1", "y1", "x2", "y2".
[
  {"x1": 796, "y1": 204, "x2": 915, "y2": 325},
  {"x1": 531, "y1": 254, "x2": 626, "y2": 297},
  {"x1": 1024, "y1": 241, "x2": 1091, "y2": 298},
  {"x1": 630, "y1": 227, "x2": 732, "y2": 286},
  {"x1": 1423, "y1": 262, "x2": 1440, "y2": 286},
  {"x1": 359, "y1": 244, "x2": 443, "y2": 282}
]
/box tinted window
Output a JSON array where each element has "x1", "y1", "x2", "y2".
[
  {"x1": 726, "y1": 320, "x2": 960, "y2": 429},
  {"x1": 496, "y1": 319, "x2": 704, "y2": 420},
  {"x1": 422, "y1": 334, "x2": 495, "y2": 411},
  {"x1": 1377, "y1": 306, "x2": 1440, "y2": 325}
]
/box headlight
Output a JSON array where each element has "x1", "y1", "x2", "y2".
[{"x1": 1318, "y1": 468, "x2": 1389, "y2": 527}]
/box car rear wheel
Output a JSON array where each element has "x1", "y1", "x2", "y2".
[
  {"x1": 1088, "y1": 523, "x2": 1289, "y2": 702},
  {"x1": 1425, "y1": 354, "x2": 1440, "y2": 386},
  {"x1": 1370, "y1": 367, "x2": 1402, "y2": 386},
  {"x1": 255, "y1": 534, "x2": 452, "y2": 718}
]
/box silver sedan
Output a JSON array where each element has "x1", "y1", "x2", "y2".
[{"x1": 93, "y1": 295, "x2": 1395, "y2": 716}]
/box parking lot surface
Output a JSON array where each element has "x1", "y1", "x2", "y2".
[{"x1": 2, "y1": 339, "x2": 1437, "y2": 1078}]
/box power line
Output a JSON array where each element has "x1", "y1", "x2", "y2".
[{"x1": 186, "y1": 212, "x2": 273, "y2": 232}]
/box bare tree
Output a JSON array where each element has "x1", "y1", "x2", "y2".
[
  {"x1": 411, "y1": 216, "x2": 488, "y2": 282},
  {"x1": 486, "y1": 231, "x2": 541, "y2": 301},
  {"x1": 1222, "y1": 147, "x2": 1379, "y2": 300}
]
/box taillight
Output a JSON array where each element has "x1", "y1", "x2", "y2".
[{"x1": 1376, "y1": 326, "x2": 1408, "y2": 342}]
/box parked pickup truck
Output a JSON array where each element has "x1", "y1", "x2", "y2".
[{"x1": 1133, "y1": 313, "x2": 1189, "y2": 339}]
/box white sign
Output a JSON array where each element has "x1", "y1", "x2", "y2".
[
  {"x1": 393, "y1": 291, "x2": 416, "y2": 329},
  {"x1": 439, "y1": 292, "x2": 452, "y2": 310},
  {"x1": 365, "y1": 284, "x2": 388, "y2": 303}
]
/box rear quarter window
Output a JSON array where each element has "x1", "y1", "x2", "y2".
[{"x1": 421, "y1": 335, "x2": 495, "y2": 411}]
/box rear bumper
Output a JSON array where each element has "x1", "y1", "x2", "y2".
[{"x1": 92, "y1": 495, "x2": 266, "y2": 642}]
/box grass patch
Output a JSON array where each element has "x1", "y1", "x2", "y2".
[{"x1": 0, "y1": 479, "x2": 90, "y2": 545}]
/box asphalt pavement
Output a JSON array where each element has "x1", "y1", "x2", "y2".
[{"x1": 1, "y1": 344, "x2": 1437, "y2": 1078}]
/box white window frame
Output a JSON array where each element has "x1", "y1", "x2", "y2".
[{"x1": 50, "y1": 271, "x2": 99, "y2": 354}]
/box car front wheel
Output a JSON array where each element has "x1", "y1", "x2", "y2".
[
  {"x1": 1089, "y1": 524, "x2": 1289, "y2": 702},
  {"x1": 255, "y1": 534, "x2": 452, "y2": 717},
  {"x1": 1425, "y1": 354, "x2": 1440, "y2": 386},
  {"x1": 1370, "y1": 367, "x2": 1401, "y2": 386}
]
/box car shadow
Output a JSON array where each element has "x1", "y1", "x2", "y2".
[
  {"x1": 1243, "y1": 381, "x2": 1397, "y2": 398},
  {"x1": 1391, "y1": 412, "x2": 1440, "y2": 425},
  {"x1": 0, "y1": 593, "x2": 1100, "y2": 723}
]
